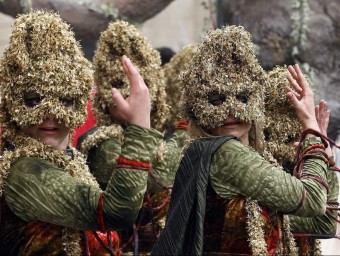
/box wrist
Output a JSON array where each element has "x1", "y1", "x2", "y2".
[
  {"x1": 301, "y1": 121, "x2": 320, "y2": 137},
  {"x1": 300, "y1": 128, "x2": 329, "y2": 149},
  {"x1": 130, "y1": 117, "x2": 151, "y2": 129}
]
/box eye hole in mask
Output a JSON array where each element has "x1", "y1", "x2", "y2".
[
  {"x1": 60, "y1": 97, "x2": 75, "y2": 108},
  {"x1": 283, "y1": 135, "x2": 296, "y2": 144},
  {"x1": 236, "y1": 92, "x2": 249, "y2": 104},
  {"x1": 23, "y1": 93, "x2": 44, "y2": 108},
  {"x1": 111, "y1": 80, "x2": 124, "y2": 89},
  {"x1": 208, "y1": 93, "x2": 226, "y2": 106},
  {"x1": 263, "y1": 128, "x2": 270, "y2": 141},
  {"x1": 200, "y1": 79, "x2": 208, "y2": 86}
]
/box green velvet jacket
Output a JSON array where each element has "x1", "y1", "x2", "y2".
[
  {"x1": 152, "y1": 136, "x2": 330, "y2": 255},
  {"x1": 77, "y1": 125, "x2": 189, "y2": 253},
  {"x1": 289, "y1": 166, "x2": 339, "y2": 236},
  {"x1": 0, "y1": 125, "x2": 160, "y2": 255},
  {"x1": 78, "y1": 127, "x2": 189, "y2": 192}
]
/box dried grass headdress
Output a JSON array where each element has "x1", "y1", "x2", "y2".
[
  {"x1": 264, "y1": 66, "x2": 301, "y2": 164},
  {"x1": 163, "y1": 44, "x2": 198, "y2": 128},
  {"x1": 92, "y1": 20, "x2": 169, "y2": 131},
  {"x1": 180, "y1": 25, "x2": 267, "y2": 130},
  {"x1": 0, "y1": 11, "x2": 96, "y2": 255},
  {"x1": 0, "y1": 10, "x2": 92, "y2": 142}
]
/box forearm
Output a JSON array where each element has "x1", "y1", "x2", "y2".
[
  {"x1": 289, "y1": 214, "x2": 337, "y2": 235},
  {"x1": 103, "y1": 125, "x2": 162, "y2": 228},
  {"x1": 5, "y1": 162, "x2": 101, "y2": 230},
  {"x1": 5, "y1": 125, "x2": 160, "y2": 231},
  {"x1": 210, "y1": 138, "x2": 328, "y2": 216},
  {"x1": 288, "y1": 167, "x2": 338, "y2": 235}
]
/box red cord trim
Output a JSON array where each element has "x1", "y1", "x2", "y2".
[
  {"x1": 294, "y1": 151, "x2": 329, "y2": 178},
  {"x1": 327, "y1": 206, "x2": 340, "y2": 210},
  {"x1": 326, "y1": 209, "x2": 340, "y2": 224},
  {"x1": 329, "y1": 159, "x2": 336, "y2": 167},
  {"x1": 97, "y1": 194, "x2": 106, "y2": 232},
  {"x1": 301, "y1": 175, "x2": 330, "y2": 194},
  {"x1": 300, "y1": 128, "x2": 340, "y2": 149},
  {"x1": 175, "y1": 120, "x2": 188, "y2": 130},
  {"x1": 332, "y1": 165, "x2": 340, "y2": 172},
  {"x1": 300, "y1": 144, "x2": 325, "y2": 157},
  {"x1": 115, "y1": 156, "x2": 151, "y2": 169},
  {"x1": 327, "y1": 200, "x2": 340, "y2": 206}
]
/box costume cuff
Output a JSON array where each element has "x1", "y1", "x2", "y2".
[{"x1": 121, "y1": 124, "x2": 162, "y2": 163}]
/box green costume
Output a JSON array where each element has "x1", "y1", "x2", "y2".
[
  {"x1": 152, "y1": 25, "x2": 331, "y2": 255},
  {"x1": 265, "y1": 66, "x2": 339, "y2": 255},
  {"x1": 78, "y1": 126, "x2": 188, "y2": 192},
  {"x1": 77, "y1": 124, "x2": 189, "y2": 253},
  {"x1": 4, "y1": 125, "x2": 158, "y2": 228},
  {"x1": 81, "y1": 20, "x2": 190, "y2": 254},
  {"x1": 0, "y1": 125, "x2": 157, "y2": 255},
  {"x1": 0, "y1": 11, "x2": 157, "y2": 255},
  {"x1": 151, "y1": 136, "x2": 329, "y2": 255}
]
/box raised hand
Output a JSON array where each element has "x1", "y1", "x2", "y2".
[
  {"x1": 108, "y1": 55, "x2": 151, "y2": 129},
  {"x1": 285, "y1": 64, "x2": 320, "y2": 132},
  {"x1": 315, "y1": 99, "x2": 330, "y2": 136},
  {"x1": 315, "y1": 99, "x2": 332, "y2": 156}
]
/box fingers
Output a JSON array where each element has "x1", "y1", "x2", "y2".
[
  {"x1": 112, "y1": 55, "x2": 151, "y2": 129},
  {"x1": 316, "y1": 99, "x2": 330, "y2": 136},
  {"x1": 111, "y1": 88, "x2": 127, "y2": 110},
  {"x1": 319, "y1": 100, "x2": 330, "y2": 121},
  {"x1": 288, "y1": 86, "x2": 301, "y2": 99},
  {"x1": 286, "y1": 72, "x2": 301, "y2": 95},
  {"x1": 286, "y1": 64, "x2": 319, "y2": 132},
  {"x1": 121, "y1": 55, "x2": 145, "y2": 92},
  {"x1": 319, "y1": 99, "x2": 329, "y2": 114},
  {"x1": 287, "y1": 64, "x2": 310, "y2": 95},
  {"x1": 285, "y1": 86, "x2": 300, "y2": 107},
  {"x1": 315, "y1": 104, "x2": 320, "y2": 122},
  {"x1": 286, "y1": 66, "x2": 302, "y2": 94}
]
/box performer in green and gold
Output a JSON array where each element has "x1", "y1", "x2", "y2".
[
  {"x1": 0, "y1": 11, "x2": 157, "y2": 256},
  {"x1": 77, "y1": 21, "x2": 189, "y2": 255},
  {"x1": 151, "y1": 25, "x2": 332, "y2": 256},
  {"x1": 265, "y1": 66, "x2": 339, "y2": 255}
]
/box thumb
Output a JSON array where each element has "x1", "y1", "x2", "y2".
[{"x1": 111, "y1": 88, "x2": 127, "y2": 109}]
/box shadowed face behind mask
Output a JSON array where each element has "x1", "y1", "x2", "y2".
[
  {"x1": 181, "y1": 26, "x2": 267, "y2": 130},
  {"x1": 0, "y1": 11, "x2": 92, "y2": 134},
  {"x1": 92, "y1": 20, "x2": 169, "y2": 130}
]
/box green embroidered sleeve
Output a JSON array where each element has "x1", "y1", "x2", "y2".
[
  {"x1": 210, "y1": 138, "x2": 328, "y2": 217},
  {"x1": 4, "y1": 125, "x2": 158, "y2": 231},
  {"x1": 84, "y1": 126, "x2": 162, "y2": 188},
  {"x1": 84, "y1": 127, "x2": 188, "y2": 193},
  {"x1": 289, "y1": 168, "x2": 339, "y2": 234},
  {"x1": 86, "y1": 136, "x2": 121, "y2": 189}
]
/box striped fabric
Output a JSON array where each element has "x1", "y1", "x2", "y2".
[{"x1": 151, "y1": 136, "x2": 232, "y2": 255}]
